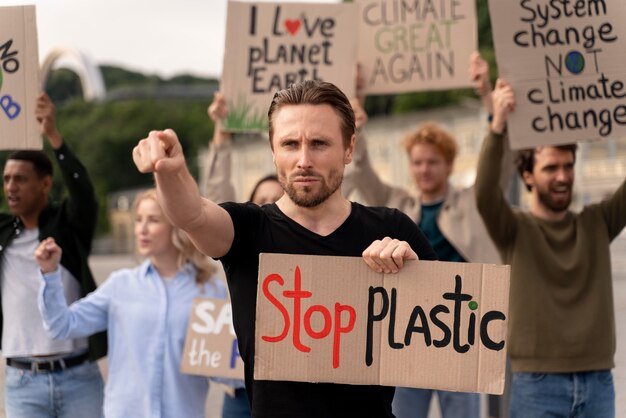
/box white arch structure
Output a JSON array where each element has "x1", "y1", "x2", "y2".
[{"x1": 40, "y1": 47, "x2": 106, "y2": 101}]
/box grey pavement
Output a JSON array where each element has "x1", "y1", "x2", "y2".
[{"x1": 1, "y1": 252, "x2": 626, "y2": 418}]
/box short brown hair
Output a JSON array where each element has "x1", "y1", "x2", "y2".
[
  {"x1": 403, "y1": 122, "x2": 457, "y2": 164},
  {"x1": 267, "y1": 80, "x2": 355, "y2": 149},
  {"x1": 515, "y1": 145, "x2": 578, "y2": 191}
]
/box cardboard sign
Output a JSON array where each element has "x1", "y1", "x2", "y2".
[
  {"x1": 489, "y1": 0, "x2": 626, "y2": 149},
  {"x1": 357, "y1": 0, "x2": 477, "y2": 95},
  {"x1": 255, "y1": 254, "x2": 510, "y2": 394},
  {"x1": 0, "y1": 6, "x2": 40, "y2": 149},
  {"x1": 181, "y1": 298, "x2": 245, "y2": 379},
  {"x1": 221, "y1": 1, "x2": 358, "y2": 132}
]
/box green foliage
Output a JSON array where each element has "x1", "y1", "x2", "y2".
[
  {"x1": 100, "y1": 65, "x2": 163, "y2": 90},
  {"x1": 46, "y1": 68, "x2": 83, "y2": 103},
  {"x1": 55, "y1": 98, "x2": 214, "y2": 234},
  {"x1": 224, "y1": 95, "x2": 267, "y2": 132},
  {"x1": 0, "y1": 96, "x2": 215, "y2": 235},
  {"x1": 477, "y1": 0, "x2": 494, "y2": 50}
]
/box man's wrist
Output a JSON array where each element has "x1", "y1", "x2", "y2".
[
  {"x1": 46, "y1": 130, "x2": 63, "y2": 149},
  {"x1": 40, "y1": 266, "x2": 61, "y2": 279}
]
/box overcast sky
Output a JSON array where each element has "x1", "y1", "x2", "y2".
[{"x1": 1, "y1": 0, "x2": 336, "y2": 79}]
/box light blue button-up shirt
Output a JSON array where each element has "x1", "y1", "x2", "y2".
[{"x1": 38, "y1": 260, "x2": 228, "y2": 418}]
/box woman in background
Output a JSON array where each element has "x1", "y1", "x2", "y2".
[{"x1": 35, "y1": 188, "x2": 227, "y2": 418}]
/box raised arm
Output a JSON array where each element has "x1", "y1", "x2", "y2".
[
  {"x1": 343, "y1": 67, "x2": 403, "y2": 204},
  {"x1": 199, "y1": 92, "x2": 237, "y2": 203},
  {"x1": 35, "y1": 93, "x2": 98, "y2": 248},
  {"x1": 342, "y1": 97, "x2": 407, "y2": 206},
  {"x1": 474, "y1": 79, "x2": 518, "y2": 248},
  {"x1": 469, "y1": 52, "x2": 515, "y2": 192},
  {"x1": 599, "y1": 175, "x2": 626, "y2": 240},
  {"x1": 35, "y1": 238, "x2": 109, "y2": 339},
  {"x1": 133, "y1": 129, "x2": 234, "y2": 257},
  {"x1": 469, "y1": 52, "x2": 494, "y2": 116}
]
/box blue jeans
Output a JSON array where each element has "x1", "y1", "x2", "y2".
[
  {"x1": 392, "y1": 387, "x2": 479, "y2": 418},
  {"x1": 5, "y1": 361, "x2": 104, "y2": 418},
  {"x1": 222, "y1": 388, "x2": 252, "y2": 418},
  {"x1": 510, "y1": 371, "x2": 615, "y2": 418}
]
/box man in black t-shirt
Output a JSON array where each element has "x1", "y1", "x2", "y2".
[{"x1": 133, "y1": 80, "x2": 436, "y2": 418}]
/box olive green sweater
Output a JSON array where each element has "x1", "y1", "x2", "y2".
[{"x1": 475, "y1": 131, "x2": 626, "y2": 373}]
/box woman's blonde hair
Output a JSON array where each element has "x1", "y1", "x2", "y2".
[{"x1": 133, "y1": 189, "x2": 216, "y2": 287}]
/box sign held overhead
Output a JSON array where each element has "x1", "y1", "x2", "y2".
[
  {"x1": 489, "y1": 0, "x2": 626, "y2": 149},
  {"x1": 220, "y1": 1, "x2": 358, "y2": 133},
  {"x1": 357, "y1": 0, "x2": 478, "y2": 95},
  {"x1": 0, "y1": 5, "x2": 40, "y2": 149}
]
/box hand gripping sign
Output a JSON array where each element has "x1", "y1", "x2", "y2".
[{"x1": 255, "y1": 254, "x2": 510, "y2": 395}]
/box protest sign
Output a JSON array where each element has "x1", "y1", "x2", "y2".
[
  {"x1": 221, "y1": 1, "x2": 357, "y2": 132},
  {"x1": 181, "y1": 297, "x2": 244, "y2": 379},
  {"x1": 357, "y1": 0, "x2": 477, "y2": 95},
  {"x1": 255, "y1": 254, "x2": 510, "y2": 394},
  {"x1": 489, "y1": 0, "x2": 626, "y2": 149},
  {"x1": 0, "y1": 5, "x2": 40, "y2": 149}
]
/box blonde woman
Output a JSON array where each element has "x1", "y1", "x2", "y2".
[{"x1": 34, "y1": 189, "x2": 227, "y2": 418}]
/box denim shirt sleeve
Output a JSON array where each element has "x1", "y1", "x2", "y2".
[{"x1": 38, "y1": 268, "x2": 112, "y2": 340}]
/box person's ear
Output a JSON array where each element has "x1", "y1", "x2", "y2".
[
  {"x1": 522, "y1": 171, "x2": 534, "y2": 191},
  {"x1": 42, "y1": 175, "x2": 52, "y2": 194},
  {"x1": 344, "y1": 134, "x2": 356, "y2": 165}
]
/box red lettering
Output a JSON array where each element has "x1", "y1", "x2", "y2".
[
  {"x1": 303, "y1": 305, "x2": 332, "y2": 339},
  {"x1": 333, "y1": 303, "x2": 356, "y2": 368},
  {"x1": 260, "y1": 265, "x2": 357, "y2": 368},
  {"x1": 261, "y1": 273, "x2": 290, "y2": 343},
  {"x1": 283, "y1": 267, "x2": 312, "y2": 353}
]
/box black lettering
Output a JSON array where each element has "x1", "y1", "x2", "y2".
[
  {"x1": 249, "y1": 5, "x2": 257, "y2": 35},
  {"x1": 480, "y1": 311, "x2": 505, "y2": 351},
  {"x1": 429, "y1": 304, "x2": 451, "y2": 347},
  {"x1": 388, "y1": 288, "x2": 404, "y2": 349},
  {"x1": 366, "y1": 287, "x2": 389, "y2": 366},
  {"x1": 442, "y1": 275, "x2": 472, "y2": 354},
  {"x1": 404, "y1": 305, "x2": 431, "y2": 347},
  {"x1": 272, "y1": 6, "x2": 283, "y2": 36}
]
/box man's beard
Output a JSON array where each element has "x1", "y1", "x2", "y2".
[
  {"x1": 536, "y1": 183, "x2": 572, "y2": 213},
  {"x1": 280, "y1": 169, "x2": 343, "y2": 208}
]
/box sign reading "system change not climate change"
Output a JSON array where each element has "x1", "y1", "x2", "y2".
[{"x1": 490, "y1": 0, "x2": 626, "y2": 149}]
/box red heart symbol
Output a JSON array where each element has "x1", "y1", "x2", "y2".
[{"x1": 284, "y1": 19, "x2": 301, "y2": 36}]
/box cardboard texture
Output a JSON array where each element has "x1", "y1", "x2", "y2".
[
  {"x1": 181, "y1": 297, "x2": 245, "y2": 379},
  {"x1": 221, "y1": 1, "x2": 357, "y2": 133},
  {"x1": 254, "y1": 254, "x2": 510, "y2": 394},
  {"x1": 489, "y1": 0, "x2": 626, "y2": 149},
  {"x1": 356, "y1": 0, "x2": 477, "y2": 95},
  {"x1": 0, "y1": 5, "x2": 40, "y2": 150}
]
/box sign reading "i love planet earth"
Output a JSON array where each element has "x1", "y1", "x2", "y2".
[{"x1": 220, "y1": 1, "x2": 358, "y2": 132}]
